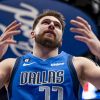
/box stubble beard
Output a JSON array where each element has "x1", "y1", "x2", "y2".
[{"x1": 35, "y1": 33, "x2": 61, "y2": 49}]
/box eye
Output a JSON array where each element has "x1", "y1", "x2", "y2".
[
  {"x1": 41, "y1": 19, "x2": 51, "y2": 25},
  {"x1": 54, "y1": 22, "x2": 61, "y2": 29}
]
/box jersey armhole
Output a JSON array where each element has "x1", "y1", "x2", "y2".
[
  {"x1": 67, "y1": 55, "x2": 82, "y2": 100},
  {"x1": 7, "y1": 57, "x2": 21, "y2": 98}
]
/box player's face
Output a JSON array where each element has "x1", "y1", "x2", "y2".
[{"x1": 34, "y1": 16, "x2": 63, "y2": 49}]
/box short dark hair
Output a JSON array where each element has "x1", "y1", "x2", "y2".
[{"x1": 32, "y1": 10, "x2": 65, "y2": 31}]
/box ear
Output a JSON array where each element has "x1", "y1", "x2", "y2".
[{"x1": 31, "y1": 31, "x2": 35, "y2": 38}]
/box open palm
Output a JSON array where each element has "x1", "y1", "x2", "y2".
[
  {"x1": 70, "y1": 16, "x2": 100, "y2": 58},
  {"x1": 0, "y1": 20, "x2": 21, "y2": 58}
]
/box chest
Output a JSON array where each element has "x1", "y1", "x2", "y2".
[{"x1": 16, "y1": 61, "x2": 72, "y2": 86}]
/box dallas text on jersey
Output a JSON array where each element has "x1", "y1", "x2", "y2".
[{"x1": 20, "y1": 70, "x2": 64, "y2": 85}]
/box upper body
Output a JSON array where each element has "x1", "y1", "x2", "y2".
[
  {"x1": 0, "y1": 52, "x2": 100, "y2": 100},
  {"x1": 0, "y1": 10, "x2": 100, "y2": 100},
  {"x1": 7, "y1": 51, "x2": 81, "y2": 100}
]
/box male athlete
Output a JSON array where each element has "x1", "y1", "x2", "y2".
[{"x1": 0, "y1": 10, "x2": 100, "y2": 100}]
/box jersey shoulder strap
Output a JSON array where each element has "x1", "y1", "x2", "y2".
[
  {"x1": 67, "y1": 55, "x2": 82, "y2": 100},
  {"x1": 8, "y1": 57, "x2": 21, "y2": 98}
]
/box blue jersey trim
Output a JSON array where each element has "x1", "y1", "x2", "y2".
[
  {"x1": 67, "y1": 55, "x2": 81, "y2": 100},
  {"x1": 8, "y1": 57, "x2": 21, "y2": 98}
]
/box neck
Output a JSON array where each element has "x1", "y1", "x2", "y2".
[{"x1": 32, "y1": 42, "x2": 58, "y2": 59}]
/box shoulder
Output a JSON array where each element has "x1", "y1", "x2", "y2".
[
  {"x1": 72, "y1": 56, "x2": 97, "y2": 86},
  {"x1": 73, "y1": 56, "x2": 97, "y2": 68},
  {"x1": 73, "y1": 56, "x2": 96, "y2": 65},
  {"x1": 72, "y1": 56, "x2": 98, "y2": 74},
  {"x1": 0, "y1": 58, "x2": 17, "y2": 87},
  {"x1": 1, "y1": 58, "x2": 16, "y2": 62},
  {"x1": 1, "y1": 58, "x2": 16, "y2": 64},
  {"x1": 71, "y1": 56, "x2": 84, "y2": 76},
  {"x1": 0, "y1": 58, "x2": 17, "y2": 70}
]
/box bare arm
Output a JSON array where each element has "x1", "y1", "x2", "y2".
[
  {"x1": 0, "y1": 58, "x2": 16, "y2": 89},
  {"x1": 0, "y1": 21, "x2": 21, "y2": 58},
  {"x1": 70, "y1": 16, "x2": 100, "y2": 59},
  {"x1": 74, "y1": 57, "x2": 100, "y2": 89}
]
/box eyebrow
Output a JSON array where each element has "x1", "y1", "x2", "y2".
[
  {"x1": 41, "y1": 19, "x2": 62, "y2": 27},
  {"x1": 42, "y1": 19, "x2": 61, "y2": 24}
]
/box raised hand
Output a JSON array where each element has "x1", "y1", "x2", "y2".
[
  {"x1": 0, "y1": 20, "x2": 22, "y2": 58},
  {"x1": 70, "y1": 16, "x2": 100, "y2": 59}
]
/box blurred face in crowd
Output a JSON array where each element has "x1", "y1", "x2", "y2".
[{"x1": 33, "y1": 16, "x2": 63, "y2": 49}]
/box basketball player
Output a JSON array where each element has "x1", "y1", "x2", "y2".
[
  {"x1": 0, "y1": 10, "x2": 100, "y2": 100},
  {"x1": 0, "y1": 20, "x2": 21, "y2": 58}
]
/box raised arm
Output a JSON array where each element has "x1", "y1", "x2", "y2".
[
  {"x1": 70, "y1": 16, "x2": 100, "y2": 59},
  {"x1": 0, "y1": 21, "x2": 21, "y2": 58}
]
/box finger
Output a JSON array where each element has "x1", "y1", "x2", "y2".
[
  {"x1": 1, "y1": 39, "x2": 17, "y2": 45},
  {"x1": 76, "y1": 16, "x2": 92, "y2": 30},
  {"x1": 5, "y1": 20, "x2": 18, "y2": 31},
  {"x1": 7, "y1": 22, "x2": 22, "y2": 32},
  {"x1": 70, "y1": 28, "x2": 90, "y2": 38},
  {"x1": 0, "y1": 30, "x2": 21, "y2": 41},
  {"x1": 74, "y1": 35, "x2": 90, "y2": 44},
  {"x1": 70, "y1": 19, "x2": 89, "y2": 31}
]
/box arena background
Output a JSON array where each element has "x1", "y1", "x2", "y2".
[{"x1": 0, "y1": 0, "x2": 100, "y2": 100}]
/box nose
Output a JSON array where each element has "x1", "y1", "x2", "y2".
[{"x1": 48, "y1": 23, "x2": 55, "y2": 30}]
